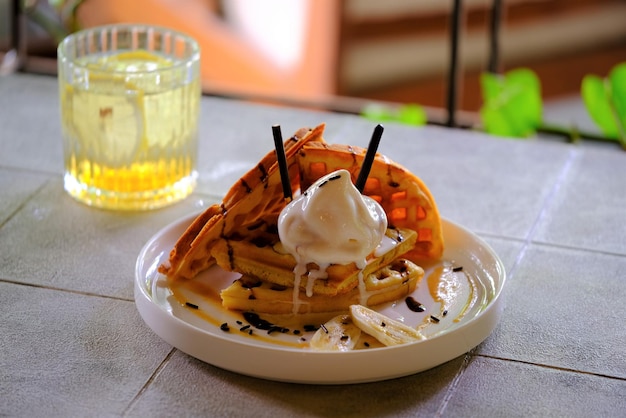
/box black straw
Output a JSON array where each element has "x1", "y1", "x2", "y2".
[
  {"x1": 272, "y1": 125, "x2": 292, "y2": 201},
  {"x1": 355, "y1": 124, "x2": 384, "y2": 193},
  {"x1": 446, "y1": 0, "x2": 463, "y2": 128},
  {"x1": 488, "y1": 0, "x2": 503, "y2": 74}
]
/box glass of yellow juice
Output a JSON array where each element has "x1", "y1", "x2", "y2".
[{"x1": 57, "y1": 25, "x2": 200, "y2": 210}]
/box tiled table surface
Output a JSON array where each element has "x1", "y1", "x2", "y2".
[{"x1": 1, "y1": 73, "x2": 625, "y2": 417}]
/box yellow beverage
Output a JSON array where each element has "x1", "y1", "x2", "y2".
[{"x1": 58, "y1": 26, "x2": 200, "y2": 210}]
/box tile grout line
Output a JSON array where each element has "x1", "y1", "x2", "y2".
[
  {"x1": 506, "y1": 147, "x2": 580, "y2": 280},
  {"x1": 0, "y1": 178, "x2": 50, "y2": 231},
  {"x1": 0, "y1": 164, "x2": 61, "y2": 178},
  {"x1": 522, "y1": 240, "x2": 626, "y2": 259},
  {"x1": 122, "y1": 348, "x2": 177, "y2": 416},
  {"x1": 476, "y1": 229, "x2": 626, "y2": 259},
  {"x1": 434, "y1": 350, "x2": 476, "y2": 418},
  {"x1": 477, "y1": 353, "x2": 626, "y2": 382},
  {"x1": 0, "y1": 278, "x2": 134, "y2": 303}
]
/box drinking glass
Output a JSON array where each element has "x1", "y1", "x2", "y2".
[{"x1": 58, "y1": 24, "x2": 201, "y2": 210}]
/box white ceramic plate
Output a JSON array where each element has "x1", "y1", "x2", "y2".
[{"x1": 135, "y1": 213, "x2": 506, "y2": 384}]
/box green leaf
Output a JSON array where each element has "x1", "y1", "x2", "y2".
[
  {"x1": 360, "y1": 103, "x2": 426, "y2": 126},
  {"x1": 479, "y1": 68, "x2": 542, "y2": 138},
  {"x1": 361, "y1": 104, "x2": 394, "y2": 123},
  {"x1": 581, "y1": 75, "x2": 620, "y2": 139},
  {"x1": 480, "y1": 105, "x2": 513, "y2": 137},
  {"x1": 480, "y1": 72, "x2": 501, "y2": 103},
  {"x1": 48, "y1": 0, "x2": 66, "y2": 9},
  {"x1": 397, "y1": 104, "x2": 427, "y2": 126},
  {"x1": 609, "y1": 62, "x2": 626, "y2": 135},
  {"x1": 506, "y1": 68, "x2": 542, "y2": 127}
]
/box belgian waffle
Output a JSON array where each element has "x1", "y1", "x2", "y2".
[
  {"x1": 296, "y1": 141, "x2": 444, "y2": 261},
  {"x1": 210, "y1": 227, "x2": 417, "y2": 296},
  {"x1": 159, "y1": 125, "x2": 326, "y2": 280},
  {"x1": 159, "y1": 123, "x2": 443, "y2": 315},
  {"x1": 221, "y1": 258, "x2": 424, "y2": 314}
]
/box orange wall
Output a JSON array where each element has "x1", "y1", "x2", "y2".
[{"x1": 76, "y1": 0, "x2": 340, "y2": 101}]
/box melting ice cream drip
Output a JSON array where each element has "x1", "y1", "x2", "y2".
[{"x1": 278, "y1": 169, "x2": 388, "y2": 307}]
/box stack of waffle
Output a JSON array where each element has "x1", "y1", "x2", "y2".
[{"x1": 159, "y1": 124, "x2": 444, "y2": 314}]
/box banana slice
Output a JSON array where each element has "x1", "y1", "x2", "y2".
[
  {"x1": 350, "y1": 305, "x2": 424, "y2": 346},
  {"x1": 310, "y1": 314, "x2": 362, "y2": 351}
]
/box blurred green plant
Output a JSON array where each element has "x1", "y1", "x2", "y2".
[
  {"x1": 360, "y1": 64, "x2": 625, "y2": 151},
  {"x1": 21, "y1": 0, "x2": 85, "y2": 43},
  {"x1": 49, "y1": 0, "x2": 85, "y2": 32},
  {"x1": 361, "y1": 103, "x2": 427, "y2": 127},
  {"x1": 581, "y1": 62, "x2": 626, "y2": 149},
  {"x1": 479, "y1": 68, "x2": 542, "y2": 138}
]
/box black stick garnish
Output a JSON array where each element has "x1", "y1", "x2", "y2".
[
  {"x1": 452, "y1": 266, "x2": 463, "y2": 272},
  {"x1": 430, "y1": 315, "x2": 440, "y2": 323},
  {"x1": 185, "y1": 302, "x2": 199, "y2": 309},
  {"x1": 355, "y1": 124, "x2": 384, "y2": 193},
  {"x1": 272, "y1": 125, "x2": 292, "y2": 201}
]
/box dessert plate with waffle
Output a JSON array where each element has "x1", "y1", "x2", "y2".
[{"x1": 134, "y1": 124, "x2": 506, "y2": 384}]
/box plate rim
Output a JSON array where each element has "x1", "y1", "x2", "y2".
[{"x1": 134, "y1": 212, "x2": 506, "y2": 384}]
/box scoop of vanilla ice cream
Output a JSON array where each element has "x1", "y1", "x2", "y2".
[{"x1": 278, "y1": 169, "x2": 387, "y2": 267}]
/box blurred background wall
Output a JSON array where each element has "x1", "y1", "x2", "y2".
[
  {"x1": 2, "y1": 0, "x2": 625, "y2": 113},
  {"x1": 338, "y1": 0, "x2": 626, "y2": 112}
]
